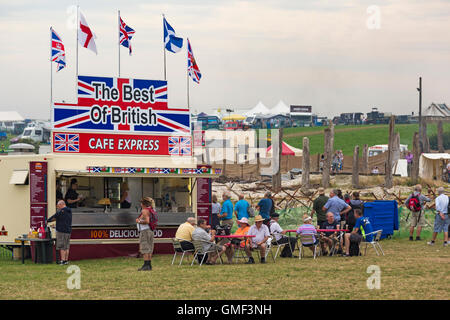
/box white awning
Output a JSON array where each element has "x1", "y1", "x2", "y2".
[
  {"x1": 9, "y1": 170, "x2": 29, "y2": 185},
  {"x1": 421, "y1": 153, "x2": 450, "y2": 160}
]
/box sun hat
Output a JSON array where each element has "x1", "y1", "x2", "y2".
[
  {"x1": 237, "y1": 217, "x2": 250, "y2": 225},
  {"x1": 318, "y1": 187, "x2": 325, "y2": 194},
  {"x1": 254, "y1": 215, "x2": 265, "y2": 222},
  {"x1": 303, "y1": 215, "x2": 312, "y2": 223}
]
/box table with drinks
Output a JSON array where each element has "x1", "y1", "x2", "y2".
[{"x1": 15, "y1": 225, "x2": 56, "y2": 264}]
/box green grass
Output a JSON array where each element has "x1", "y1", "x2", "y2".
[
  {"x1": 281, "y1": 123, "x2": 450, "y2": 155},
  {"x1": 1, "y1": 206, "x2": 448, "y2": 300}
]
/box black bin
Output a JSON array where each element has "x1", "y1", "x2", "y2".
[{"x1": 34, "y1": 240, "x2": 54, "y2": 264}]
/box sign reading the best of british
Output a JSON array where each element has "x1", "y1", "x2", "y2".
[{"x1": 52, "y1": 75, "x2": 191, "y2": 156}]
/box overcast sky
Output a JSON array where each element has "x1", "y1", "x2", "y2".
[{"x1": 1, "y1": 0, "x2": 450, "y2": 119}]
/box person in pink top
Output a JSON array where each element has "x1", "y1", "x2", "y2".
[{"x1": 296, "y1": 215, "x2": 319, "y2": 253}]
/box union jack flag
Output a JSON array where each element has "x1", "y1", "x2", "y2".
[
  {"x1": 187, "y1": 38, "x2": 201, "y2": 84},
  {"x1": 54, "y1": 133, "x2": 79, "y2": 152},
  {"x1": 119, "y1": 16, "x2": 135, "y2": 55},
  {"x1": 169, "y1": 136, "x2": 192, "y2": 156},
  {"x1": 51, "y1": 27, "x2": 66, "y2": 72}
]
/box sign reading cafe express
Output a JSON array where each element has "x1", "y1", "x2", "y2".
[{"x1": 52, "y1": 76, "x2": 191, "y2": 156}]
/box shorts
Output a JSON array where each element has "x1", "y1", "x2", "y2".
[
  {"x1": 56, "y1": 232, "x2": 71, "y2": 250},
  {"x1": 349, "y1": 233, "x2": 362, "y2": 243},
  {"x1": 409, "y1": 211, "x2": 427, "y2": 227},
  {"x1": 139, "y1": 229, "x2": 154, "y2": 255},
  {"x1": 180, "y1": 240, "x2": 194, "y2": 251},
  {"x1": 301, "y1": 239, "x2": 319, "y2": 247},
  {"x1": 433, "y1": 214, "x2": 450, "y2": 233}
]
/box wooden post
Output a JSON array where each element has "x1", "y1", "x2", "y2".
[
  {"x1": 385, "y1": 115, "x2": 395, "y2": 189},
  {"x1": 272, "y1": 128, "x2": 283, "y2": 193},
  {"x1": 437, "y1": 121, "x2": 444, "y2": 153},
  {"x1": 412, "y1": 132, "x2": 420, "y2": 183},
  {"x1": 352, "y1": 145, "x2": 360, "y2": 188},
  {"x1": 421, "y1": 121, "x2": 430, "y2": 153},
  {"x1": 362, "y1": 144, "x2": 369, "y2": 175},
  {"x1": 322, "y1": 128, "x2": 332, "y2": 187},
  {"x1": 302, "y1": 137, "x2": 310, "y2": 189}
]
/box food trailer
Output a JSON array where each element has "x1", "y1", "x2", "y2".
[{"x1": 0, "y1": 75, "x2": 219, "y2": 260}]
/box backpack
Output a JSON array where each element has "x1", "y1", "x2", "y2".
[
  {"x1": 349, "y1": 241, "x2": 360, "y2": 256},
  {"x1": 148, "y1": 207, "x2": 158, "y2": 231},
  {"x1": 407, "y1": 195, "x2": 421, "y2": 212}
]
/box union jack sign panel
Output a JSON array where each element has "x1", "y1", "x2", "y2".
[{"x1": 53, "y1": 75, "x2": 190, "y2": 135}]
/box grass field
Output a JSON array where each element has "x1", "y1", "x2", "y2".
[
  {"x1": 280, "y1": 123, "x2": 450, "y2": 156},
  {"x1": 1, "y1": 208, "x2": 448, "y2": 300}
]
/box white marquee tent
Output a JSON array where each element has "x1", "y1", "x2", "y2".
[
  {"x1": 244, "y1": 102, "x2": 270, "y2": 117},
  {"x1": 419, "y1": 153, "x2": 450, "y2": 180},
  {"x1": 270, "y1": 100, "x2": 290, "y2": 115}
]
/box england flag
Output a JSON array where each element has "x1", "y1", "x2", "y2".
[{"x1": 78, "y1": 11, "x2": 97, "y2": 54}]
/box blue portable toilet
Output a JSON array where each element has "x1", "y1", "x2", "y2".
[{"x1": 363, "y1": 200, "x2": 399, "y2": 239}]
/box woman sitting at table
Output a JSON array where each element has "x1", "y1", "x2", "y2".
[
  {"x1": 224, "y1": 217, "x2": 251, "y2": 263},
  {"x1": 296, "y1": 215, "x2": 319, "y2": 254}
]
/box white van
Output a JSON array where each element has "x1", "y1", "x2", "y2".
[
  {"x1": 21, "y1": 126, "x2": 50, "y2": 143},
  {"x1": 368, "y1": 144, "x2": 408, "y2": 157}
]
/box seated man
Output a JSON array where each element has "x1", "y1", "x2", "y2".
[
  {"x1": 296, "y1": 215, "x2": 319, "y2": 253},
  {"x1": 245, "y1": 215, "x2": 271, "y2": 264},
  {"x1": 192, "y1": 219, "x2": 225, "y2": 265},
  {"x1": 175, "y1": 217, "x2": 196, "y2": 251},
  {"x1": 269, "y1": 213, "x2": 297, "y2": 258},
  {"x1": 224, "y1": 217, "x2": 251, "y2": 263},
  {"x1": 343, "y1": 209, "x2": 374, "y2": 257},
  {"x1": 319, "y1": 212, "x2": 339, "y2": 256}
]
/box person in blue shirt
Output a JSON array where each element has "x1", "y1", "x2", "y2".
[
  {"x1": 323, "y1": 189, "x2": 351, "y2": 223},
  {"x1": 234, "y1": 194, "x2": 250, "y2": 220},
  {"x1": 218, "y1": 192, "x2": 234, "y2": 228},
  {"x1": 257, "y1": 191, "x2": 273, "y2": 226},
  {"x1": 343, "y1": 209, "x2": 374, "y2": 256}
]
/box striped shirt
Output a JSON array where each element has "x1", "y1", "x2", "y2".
[{"x1": 296, "y1": 224, "x2": 317, "y2": 244}]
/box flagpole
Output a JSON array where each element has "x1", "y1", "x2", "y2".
[
  {"x1": 163, "y1": 14, "x2": 166, "y2": 81},
  {"x1": 76, "y1": 5, "x2": 79, "y2": 101},
  {"x1": 118, "y1": 10, "x2": 121, "y2": 77},
  {"x1": 50, "y1": 27, "x2": 53, "y2": 123},
  {"x1": 187, "y1": 38, "x2": 190, "y2": 109}
]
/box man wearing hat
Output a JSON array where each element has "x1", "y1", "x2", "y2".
[
  {"x1": 311, "y1": 187, "x2": 329, "y2": 226},
  {"x1": 269, "y1": 213, "x2": 297, "y2": 258},
  {"x1": 245, "y1": 215, "x2": 271, "y2": 263},
  {"x1": 296, "y1": 214, "x2": 319, "y2": 254},
  {"x1": 224, "y1": 217, "x2": 251, "y2": 263}
]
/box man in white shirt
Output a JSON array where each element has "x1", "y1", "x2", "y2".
[
  {"x1": 427, "y1": 187, "x2": 449, "y2": 247},
  {"x1": 269, "y1": 213, "x2": 297, "y2": 258},
  {"x1": 245, "y1": 215, "x2": 270, "y2": 264}
]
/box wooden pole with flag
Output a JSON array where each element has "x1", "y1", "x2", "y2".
[
  {"x1": 187, "y1": 38, "x2": 190, "y2": 109},
  {"x1": 76, "y1": 5, "x2": 79, "y2": 101}
]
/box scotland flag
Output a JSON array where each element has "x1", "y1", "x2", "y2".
[{"x1": 163, "y1": 16, "x2": 183, "y2": 53}]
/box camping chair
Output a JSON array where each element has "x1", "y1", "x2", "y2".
[
  {"x1": 271, "y1": 233, "x2": 295, "y2": 260},
  {"x1": 171, "y1": 238, "x2": 195, "y2": 266},
  {"x1": 360, "y1": 230, "x2": 384, "y2": 256},
  {"x1": 191, "y1": 239, "x2": 223, "y2": 266},
  {"x1": 232, "y1": 241, "x2": 250, "y2": 264},
  {"x1": 298, "y1": 234, "x2": 321, "y2": 259}
]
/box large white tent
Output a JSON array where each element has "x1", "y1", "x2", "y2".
[
  {"x1": 270, "y1": 100, "x2": 290, "y2": 115},
  {"x1": 244, "y1": 101, "x2": 270, "y2": 117}
]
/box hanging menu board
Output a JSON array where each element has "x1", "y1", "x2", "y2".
[
  {"x1": 29, "y1": 161, "x2": 47, "y2": 229},
  {"x1": 196, "y1": 175, "x2": 211, "y2": 223}
]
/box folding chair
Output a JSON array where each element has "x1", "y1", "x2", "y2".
[
  {"x1": 232, "y1": 241, "x2": 249, "y2": 263},
  {"x1": 171, "y1": 238, "x2": 195, "y2": 266},
  {"x1": 271, "y1": 233, "x2": 295, "y2": 261},
  {"x1": 360, "y1": 230, "x2": 384, "y2": 256},
  {"x1": 254, "y1": 235, "x2": 275, "y2": 262},
  {"x1": 191, "y1": 239, "x2": 223, "y2": 266},
  {"x1": 298, "y1": 234, "x2": 321, "y2": 259}
]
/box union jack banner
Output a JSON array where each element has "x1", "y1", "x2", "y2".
[
  {"x1": 51, "y1": 27, "x2": 66, "y2": 72},
  {"x1": 53, "y1": 75, "x2": 190, "y2": 135},
  {"x1": 119, "y1": 16, "x2": 135, "y2": 55},
  {"x1": 169, "y1": 136, "x2": 192, "y2": 156},
  {"x1": 187, "y1": 38, "x2": 201, "y2": 84},
  {"x1": 54, "y1": 133, "x2": 79, "y2": 152}
]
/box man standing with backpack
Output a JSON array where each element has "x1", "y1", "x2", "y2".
[{"x1": 405, "y1": 185, "x2": 431, "y2": 241}]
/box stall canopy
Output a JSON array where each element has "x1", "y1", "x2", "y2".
[
  {"x1": 244, "y1": 102, "x2": 270, "y2": 117},
  {"x1": 266, "y1": 141, "x2": 303, "y2": 157},
  {"x1": 419, "y1": 153, "x2": 450, "y2": 180},
  {"x1": 222, "y1": 114, "x2": 246, "y2": 121},
  {"x1": 270, "y1": 100, "x2": 290, "y2": 115}
]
